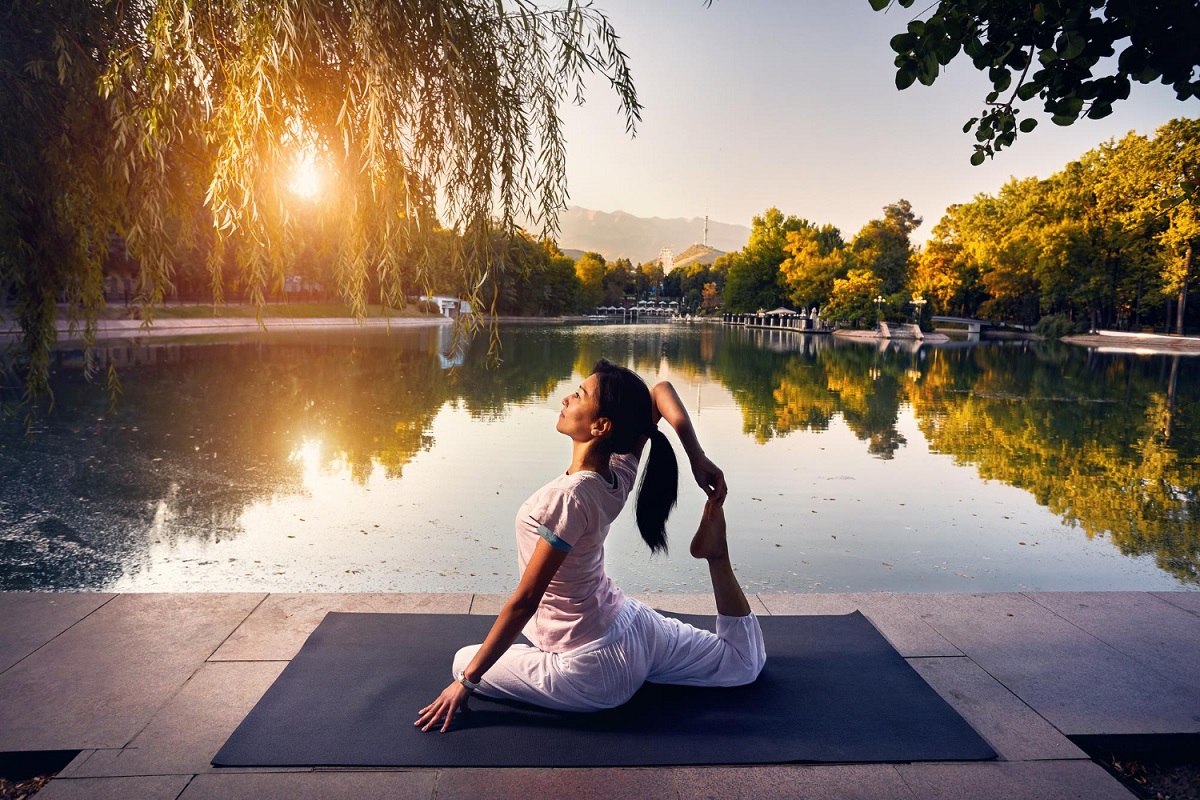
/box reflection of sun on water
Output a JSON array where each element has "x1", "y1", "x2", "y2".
[{"x1": 291, "y1": 437, "x2": 328, "y2": 484}]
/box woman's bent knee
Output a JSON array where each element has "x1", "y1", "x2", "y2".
[{"x1": 452, "y1": 644, "x2": 481, "y2": 674}]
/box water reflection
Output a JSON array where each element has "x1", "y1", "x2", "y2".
[{"x1": 1, "y1": 324, "x2": 1196, "y2": 590}]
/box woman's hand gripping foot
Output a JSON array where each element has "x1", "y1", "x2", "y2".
[{"x1": 690, "y1": 496, "x2": 730, "y2": 562}]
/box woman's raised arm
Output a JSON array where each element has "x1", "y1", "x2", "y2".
[{"x1": 650, "y1": 381, "x2": 727, "y2": 504}]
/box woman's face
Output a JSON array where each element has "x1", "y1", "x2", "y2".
[{"x1": 557, "y1": 374, "x2": 605, "y2": 442}]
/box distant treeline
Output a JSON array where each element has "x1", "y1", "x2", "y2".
[
  {"x1": 708, "y1": 117, "x2": 1199, "y2": 335},
  {"x1": 77, "y1": 117, "x2": 1197, "y2": 332}
]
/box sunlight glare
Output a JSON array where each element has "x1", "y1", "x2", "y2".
[
  {"x1": 291, "y1": 437, "x2": 323, "y2": 482},
  {"x1": 289, "y1": 151, "x2": 322, "y2": 199}
]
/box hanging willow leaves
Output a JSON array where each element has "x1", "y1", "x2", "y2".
[{"x1": 0, "y1": 0, "x2": 640, "y2": 412}]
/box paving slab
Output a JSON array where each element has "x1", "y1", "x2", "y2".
[
  {"x1": 468, "y1": 593, "x2": 508, "y2": 615},
  {"x1": 674, "y1": 764, "x2": 916, "y2": 799},
  {"x1": 73, "y1": 661, "x2": 286, "y2": 777},
  {"x1": 33, "y1": 776, "x2": 192, "y2": 800},
  {"x1": 436, "y1": 767, "x2": 678, "y2": 800},
  {"x1": 54, "y1": 750, "x2": 100, "y2": 779},
  {"x1": 906, "y1": 657, "x2": 1087, "y2": 762},
  {"x1": 0, "y1": 592, "x2": 264, "y2": 750},
  {"x1": 210, "y1": 593, "x2": 472, "y2": 661},
  {"x1": 1150, "y1": 591, "x2": 1200, "y2": 617},
  {"x1": 895, "y1": 761, "x2": 1135, "y2": 800},
  {"x1": 0, "y1": 592, "x2": 115, "y2": 674},
  {"x1": 1025, "y1": 592, "x2": 1200, "y2": 691},
  {"x1": 899, "y1": 593, "x2": 1200, "y2": 735},
  {"x1": 632, "y1": 592, "x2": 772, "y2": 616},
  {"x1": 180, "y1": 771, "x2": 436, "y2": 800},
  {"x1": 755, "y1": 593, "x2": 961, "y2": 657}
]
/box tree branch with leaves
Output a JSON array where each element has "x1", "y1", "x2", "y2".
[{"x1": 870, "y1": 0, "x2": 1200, "y2": 163}]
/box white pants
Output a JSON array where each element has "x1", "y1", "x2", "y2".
[{"x1": 452, "y1": 597, "x2": 767, "y2": 712}]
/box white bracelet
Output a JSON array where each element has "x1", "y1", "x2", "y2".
[{"x1": 455, "y1": 669, "x2": 480, "y2": 692}]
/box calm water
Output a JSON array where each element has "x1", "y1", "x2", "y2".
[{"x1": 1, "y1": 323, "x2": 1197, "y2": 593}]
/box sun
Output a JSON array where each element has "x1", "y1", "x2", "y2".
[{"x1": 289, "y1": 151, "x2": 322, "y2": 199}]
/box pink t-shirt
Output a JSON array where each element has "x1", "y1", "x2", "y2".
[{"x1": 515, "y1": 451, "x2": 641, "y2": 653}]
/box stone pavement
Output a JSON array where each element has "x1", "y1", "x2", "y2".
[{"x1": 2, "y1": 591, "x2": 1198, "y2": 799}]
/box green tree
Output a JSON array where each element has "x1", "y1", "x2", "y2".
[
  {"x1": 722, "y1": 207, "x2": 807, "y2": 312},
  {"x1": 872, "y1": 0, "x2": 1200, "y2": 162},
  {"x1": 603, "y1": 257, "x2": 635, "y2": 304},
  {"x1": 0, "y1": 0, "x2": 639, "y2": 407},
  {"x1": 480, "y1": 232, "x2": 583, "y2": 316},
  {"x1": 851, "y1": 200, "x2": 921, "y2": 298}
]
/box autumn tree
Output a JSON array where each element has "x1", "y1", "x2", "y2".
[
  {"x1": 574, "y1": 252, "x2": 607, "y2": 310},
  {"x1": 1139, "y1": 118, "x2": 1200, "y2": 334},
  {"x1": 910, "y1": 209, "x2": 987, "y2": 316},
  {"x1": 636, "y1": 261, "x2": 665, "y2": 298},
  {"x1": 779, "y1": 224, "x2": 850, "y2": 311},
  {"x1": 823, "y1": 268, "x2": 884, "y2": 327},
  {"x1": 912, "y1": 118, "x2": 1198, "y2": 332}
]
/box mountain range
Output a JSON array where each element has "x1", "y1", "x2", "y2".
[{"x1": 555, "y1": 206, "x2": 750, "y2": 265}]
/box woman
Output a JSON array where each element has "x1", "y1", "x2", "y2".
[{"x1": 415, "y1": 359, "x2": 766, "y2": 732}]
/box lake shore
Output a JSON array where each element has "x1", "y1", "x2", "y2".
[
  {"x1": 1064, "y1": 330, "x2": 1200, "y2": 355},
  {"x1": 832, "y1": 328, "x2": 952, "y2": 344},
  {"x1": 0, "y1": 314, "x2": 600, "y2": 344}
]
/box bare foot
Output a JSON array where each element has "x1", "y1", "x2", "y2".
[{"x1": 690, "y1": 497, "x2": 730, "y2": 561}]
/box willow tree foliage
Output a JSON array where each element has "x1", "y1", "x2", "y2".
[
  {"x1": 870, "y1": 0, "x2": 1200, "y2": 163},
  {"x1": 0, "y1": 0, "x2": 639, "y2": 408}
]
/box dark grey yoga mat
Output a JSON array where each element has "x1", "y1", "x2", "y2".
[{"x1": 213, "y1": 611, "x2": 996, "y2": 767}]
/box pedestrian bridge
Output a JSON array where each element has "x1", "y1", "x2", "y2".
[{"x1": 932, "y1": 316, "x2": 999, "y2": 334}]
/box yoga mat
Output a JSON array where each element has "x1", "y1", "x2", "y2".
[{"x1": 213, "y1": 611, "x2": 996, "y2": 767}]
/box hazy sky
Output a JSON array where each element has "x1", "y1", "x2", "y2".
[{"x1": 558, "y1": 0, "x2": 1199, "y2": 243}]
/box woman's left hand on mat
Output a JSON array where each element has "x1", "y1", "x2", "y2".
[{"x1": 415, "y1": 682, "x2": 471, "y2": 733}]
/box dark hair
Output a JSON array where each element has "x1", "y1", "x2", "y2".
[{"x1": 590, "y1": 359, "x2": 678, "y2": 554}]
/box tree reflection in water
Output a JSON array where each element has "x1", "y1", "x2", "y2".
[{"x1": 0, "y1": 324, "x2": 1196, "y2": 588}]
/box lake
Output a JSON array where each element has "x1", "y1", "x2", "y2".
[{"x1": 1, "y1": 322, "x2": 1196, "y2": 594}]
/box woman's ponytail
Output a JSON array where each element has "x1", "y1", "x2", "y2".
[
  {"x1": 590, "y1": 358, "x2": 679, "y2": 554},
  {"x1": 635, "y1": 428, "x2": 678, "y2": 554}
]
